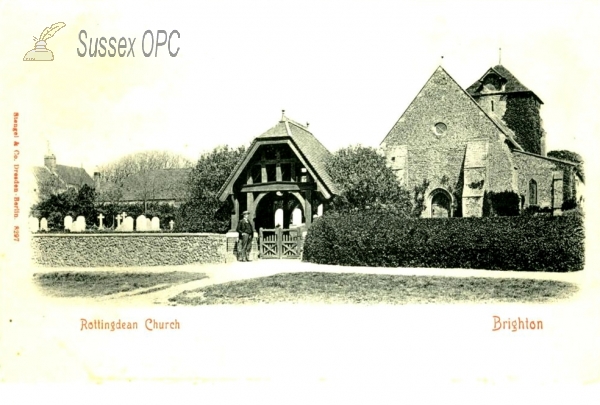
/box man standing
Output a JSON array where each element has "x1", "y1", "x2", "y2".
[{"x1": 236, "y1": 211, "x2": 254, "y2": 262}]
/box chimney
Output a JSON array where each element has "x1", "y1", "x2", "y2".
[
  {"x1": 44, "y1": 153, "x2": 57, "y2": 172},
  {"x1": 93, "y1": 172, "x2": 102, "y2": 189}
]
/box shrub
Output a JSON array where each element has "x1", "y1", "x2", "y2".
[
  {"x1": 325, "y1": 145, "x2": 412, "y2": 216},
  {"x1": 303, "y1": 211, "x2": 584, "y2": 272},
  {"x1": 177, "y1": 145, "x2": 246, "y2": 233},
  {"x1": 561, "y1": 198, "x2": 578, "y2": 211},
  {"x1": 483, "y1": 191, "x2": 520, "y2": 216},
  {"x1": 523, "y1": 205, "x2": 553, "y2": 216}
]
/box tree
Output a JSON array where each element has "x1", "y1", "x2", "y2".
[
  {"x1": 547, "y1": 150, "x2": 584, "y2": 183},
  {"x1": 96, "y1": 150, "x2": 193, "y2": 210},
  {"x1": 177, "y1": 145, "x2": 246, "y2": 233},
  {"x1": 325, "y1": 145, "x2": 412, "y2": 215},
  {"x1": 32, "y1": 184, "x2": 97, "y2": 230},
  {"x1": 97, "y1": 150, "x2": 193, "y2": 183},
  {"x1": 35, "y1": 171, "x2": 64, "y2": 201}
]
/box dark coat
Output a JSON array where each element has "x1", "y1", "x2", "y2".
[{"x1": 237, "y1": 218, "x2": 254, "y2": 236}]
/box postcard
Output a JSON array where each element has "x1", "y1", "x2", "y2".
[{"x1": 1, "y1": 0, "x2": 599, "y2": 398}]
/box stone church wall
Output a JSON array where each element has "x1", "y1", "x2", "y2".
[
  {"x1": 512, "y1": 152, "x2": 564, "y2": 209},
  {"x1": 382, "y1": 68, "x2": 517, "y2": 217}
]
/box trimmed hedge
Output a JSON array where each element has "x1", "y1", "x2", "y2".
[{"x1": 303, "y1": 212, "x2": 584, "y2": 272}]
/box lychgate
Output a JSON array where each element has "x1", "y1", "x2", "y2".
[{"x1": 218, "y1": 111, "x2": 338, "y2": 260}]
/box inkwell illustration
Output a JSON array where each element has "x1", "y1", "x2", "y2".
[{"x1": 23, "y1": 22, "x2": 66, "y2": 61}]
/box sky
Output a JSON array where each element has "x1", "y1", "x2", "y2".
[{"x1": 1, "y1": 0, "x2": 599, "y2": 176}]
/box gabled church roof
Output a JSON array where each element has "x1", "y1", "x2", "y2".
[
  {"x1": 218, "y1": 114, "x2": 339, "y2": 201},
  {"x1": 466, "y1": 64, "x2": 543, "y2": 104},
  {"x1": 380, "y1": 66, "x2": 523, "y2": 151}
]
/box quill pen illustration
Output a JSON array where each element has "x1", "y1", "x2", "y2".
[
  {"x1": 24, "y1": 22, "x2": 66, "y2": 61},
  {"x1": 39, "y1": 22, "x2": 66, "y2": 42}
]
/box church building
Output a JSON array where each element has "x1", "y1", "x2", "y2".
[{"x1": 380, "y1": 65, "x2": 581, "y2": 217}]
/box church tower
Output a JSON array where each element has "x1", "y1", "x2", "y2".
[{"x1": 466, "y1": 65, "x2": 545, "y2": 155}]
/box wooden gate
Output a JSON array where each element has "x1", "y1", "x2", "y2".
[{"x1": 259, "y1": 228, "x2": 302, "y2": 259}]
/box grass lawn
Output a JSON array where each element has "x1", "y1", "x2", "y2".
[
  {"x1": 170, "y1": 272, "x2": 579, "y2": 305},
  {"x1": 34, "y1": 271, "x2": 208, "y2": 297}
]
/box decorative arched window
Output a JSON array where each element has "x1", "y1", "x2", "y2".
[{"x1": 528, "y1": 179, "x2": 538, "y2": 206}]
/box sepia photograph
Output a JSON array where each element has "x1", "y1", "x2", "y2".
[{"x1": 1, "y1": 0, "x2": 599, "y2": 401}]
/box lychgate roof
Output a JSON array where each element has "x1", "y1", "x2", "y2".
[{"x1": 218, "y1": 114, "x2": 339, "y2": 200}]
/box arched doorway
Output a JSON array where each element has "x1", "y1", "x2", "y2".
[
  {"x1": 254, "y1": 192, "x2": 304, "y2": 231},
  {"x1": 430, "y1": 189, "x2": 452, "y2": 218}
]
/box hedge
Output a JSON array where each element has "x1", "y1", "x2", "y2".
[{"x1": 303, "y1": 212, "x2": 584, "y2": 272}]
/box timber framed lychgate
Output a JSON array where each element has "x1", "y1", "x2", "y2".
[
  {"x1": 217, "y1": 113, "x2": 339, "y2": 260},
  {"x1": 259, "y1": 227, "x2": 303, "y2": 259}
]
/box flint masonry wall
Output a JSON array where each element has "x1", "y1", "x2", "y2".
[
  {"x1": 512, "y1": 151, "x2": 573, "y2": 210},
  {"x1": 31, "y1": 233, "x2": 228, "y2": 267},
  {"x1": 382, "y1": 67, "x2": 516, "y2": 216}
]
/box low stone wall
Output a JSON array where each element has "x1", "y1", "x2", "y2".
[{"x1": 31, "y1": 233, "x2": 228, "y2": 267}]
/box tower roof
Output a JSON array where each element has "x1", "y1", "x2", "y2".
[{"x1": 466, "y1": 65, "x2": 543, "y2": 104}]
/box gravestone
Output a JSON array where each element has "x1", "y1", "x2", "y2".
[
  {"x1": 29, "y1": 217, "x2": 39, "y2": 233},
  {"x1": 97, "y1": 213, "x2": 105, "y2": 230},
  {"x1": 151, "y1": 217, "x2": 160, "y2": 231},
  {"x1": 146, "y1": 218, "x2": 152, "y2": 231},
  {"x1": 40, "y1": 218, "x2": 48, "y2": 232},
  {"x1": 317, "y1": 204, "x2": 323, "y2": 217},
  {"x1": 123, "y1": 216, "x2": 134, "y2": 232},
  {"x1": 274, "y1": 208, "x2": 283, "y2": 228},
  {"x1": 292, "y1": 208, "x2": 302, "y2": 226},
  {"x1": 169, "y1": 220, "x2": 174, "y2": 231},
  {"x1": 116, "y1": 214, "x2": 122, "y2": 230},
  {"x1": 64, "y1": 216, "x2": 73, "y2": 231},
  {"x1": 72, "y1": 216, "x2": 86, "y2": 233},
  {"x1": 136, "y1": 215, "x2": 147, "y2": 232}
]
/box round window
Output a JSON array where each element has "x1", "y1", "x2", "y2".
[{"x1": 433, "y1": 122, "x2": 447, "y2": 136}]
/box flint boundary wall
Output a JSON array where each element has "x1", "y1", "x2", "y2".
[{"x1": 31, "y1": 233, "x2": 229, "y2": 267}]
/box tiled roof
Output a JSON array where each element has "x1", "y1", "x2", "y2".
[
  {"x1": 264, "y1": 117, "x2": 339, "y2": 195},
  {"x1": 466, "y1": 65, "x2": 542, "y2": 103},
  {"x1": 110, "y1": 168, "x2": 191, "y2": 202},
  {"x1": 218, "y1": 115, "x2": 339, "y2": 199},
  {"x1": 33, "y1": 166, "x2": 61, "y2": 185},
  {"x1": 55, "y1": 165, "x2": 94, "y2": 187},
  {"x1": 33, "y1": 164, "x2": 93, "y2": 193}
]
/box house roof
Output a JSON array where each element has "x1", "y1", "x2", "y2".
[
  {"x1": 218, "y1": 114, "x2": 339, "y2": 200},
  {"x1": 111, "y1": 168, "x2": 191, "y2": 202},
  {"x1": 33, "y1": 164, "x2": 94, "y2": 190},
  {"x1": 466, "y1": 64, "x2": 543, "y2": 104},
  {"x1": 33, "y1": 166, "x2": 59, "y2": 184},
  {"x1": 55, "y1": 164, "x2": 94, "y2": 187}
]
